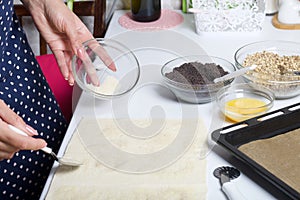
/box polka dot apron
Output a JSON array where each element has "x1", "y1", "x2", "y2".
[{"x1": 0, "y1": 0, "x2": 68, "y2": 199}]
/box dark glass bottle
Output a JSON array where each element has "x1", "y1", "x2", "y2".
[{"x1": 131, "y1": 0, "x2": 161, "y2": 22}]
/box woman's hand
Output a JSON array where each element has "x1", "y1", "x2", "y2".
[
  {"x1": 21, "y1": 0, "x2": 95, "y2": 85},
  {"x1": 0, "y1": 100, "x2": 47, "y2": 160},
  {"x1": 21, "y1": 0, "x2": 116, "y2": 86}
]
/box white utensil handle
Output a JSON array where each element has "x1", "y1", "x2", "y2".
[
  {"x1": 8, "y1": 125, "x2": 27, "y2": 136},
  {"x1": 8, "y1": 125, "x2": 53, "y2": 154},
  {"x1": 41, "y1": 146, "x2": 52, "y2": 154},
  {"x1": 222, "y1": 182, "x2": 248, "y2": 200},
  {"x1": 214, "y1": 65, "x2": 257, "y2": 83}
]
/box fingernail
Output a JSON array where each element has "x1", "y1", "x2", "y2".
[
  {"x1": 77, "y1": 48, "x2": 84, "y2": 58},
  {"x1": 109, "y1": 63, "x2": 117, "y2": 72},
  {"x1": 25, "y1": 125, "x2": 38, "y2": 135}
]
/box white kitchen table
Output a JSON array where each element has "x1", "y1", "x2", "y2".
[{"x1": 41, "y1": 10, "x2": 300, "y2": 200}]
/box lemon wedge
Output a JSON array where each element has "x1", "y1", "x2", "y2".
[{"x1": 225, "y1": 97, "x2": 267, "y2": 122}]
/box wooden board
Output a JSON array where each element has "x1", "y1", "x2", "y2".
[{"x1": 272, "y1": 14, "x2": 300, "y2": 30}]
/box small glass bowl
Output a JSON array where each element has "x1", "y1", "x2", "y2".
[
  {"x1": 216, "y1": 83, "x2": 275, "y2": 122},
  {"x1": 161, "y1": 55, "x2": 236, "y2": 103},
  {"x1": 234, "y1": 40, "x2": 300, "y2": 99},
  {"x1": 72, "y1": 38, "x2": 140, "y2": 99}
]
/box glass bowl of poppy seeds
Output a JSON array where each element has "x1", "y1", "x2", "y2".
[{"x1": 161, "y1": 55, "x2": 236, "y2": 103}]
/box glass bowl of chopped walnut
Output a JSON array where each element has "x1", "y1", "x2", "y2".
[
  {"x1": 235, "y1": 40, "x2": 300, "y2": 99},
  {"x1": 72, "y1": 38, "x2": 140, "y2": 99},
  {"x1": 161, "y1": 55, "x2": 236, "y2": 103}
]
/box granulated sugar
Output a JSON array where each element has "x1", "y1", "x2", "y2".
[{"x1": 85, "y1": 75, "x2": 119, "y2": 95}]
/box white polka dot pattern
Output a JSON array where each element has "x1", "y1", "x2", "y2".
[{"x1": 0, "y1": 1, "x2": 68, "y2": 199}]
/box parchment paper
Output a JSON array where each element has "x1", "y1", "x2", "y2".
[{"x1": 239, "y1": 128, "x2": 300, "y2": 193}]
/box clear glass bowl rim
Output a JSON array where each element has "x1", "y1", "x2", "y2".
[
  {"x1": 72, "y1": 38, "x2": 140, "y2": 99},
  {"x1": 234, "y1": 40, "x2": 300, "y2": 83},
  {"x1": 161, "y1": 54, "x2": 236, "y2": 89},
  {"x1": 216, "y1": 83, "x2": 275, "y2": 113}
]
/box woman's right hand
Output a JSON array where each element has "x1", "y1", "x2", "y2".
[
  {"x1": 21, "y1": 0, "x2": 116, "y2": 86},
  {"x1": 0, "y1": 100, "x2": 47, "y2": 160}
]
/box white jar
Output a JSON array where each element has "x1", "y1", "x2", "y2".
[
  {"x1": 278, "y1": 0, "x2": 300, "y2": 24},
  {"x1": 265, "y1": 0, "x2": 278, "y2": 15}
]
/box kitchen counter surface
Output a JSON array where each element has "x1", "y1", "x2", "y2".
[{"x1": 41, "y1": 10, "x2": 300, "y2": 200}]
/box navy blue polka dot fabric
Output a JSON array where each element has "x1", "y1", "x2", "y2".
[{"x1": 0, "y1": 0, "x2": 68, "y2": 199}]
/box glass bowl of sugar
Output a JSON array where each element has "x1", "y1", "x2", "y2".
[{"x1": 72, "y1": 38, "x2": 140, "y2": 99}]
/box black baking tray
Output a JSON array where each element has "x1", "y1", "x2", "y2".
[{"x1": 212, "y1": 102, "x2": 300, "y2": 200}]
